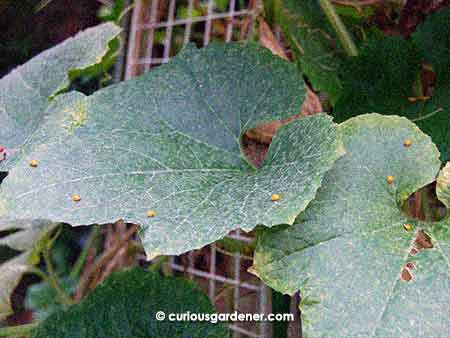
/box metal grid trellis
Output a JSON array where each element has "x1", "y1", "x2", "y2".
[{"x1": 124, "y1": 1, "x2": 274, "y2": 337}]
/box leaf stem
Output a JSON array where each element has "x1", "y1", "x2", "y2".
[
  {"x1": 0, "y1": 322, "x2": 39, "y2": 337},
  {"x1": 421, "y1": 187, "x2": 433, "y2": 222},
  {"x1": 70, "y1": 225, "x2": 101, "y2": 279},
  {"x1": 76, "y1": 225, "x2": 138, "y2": 299},
  {"x1": 43, "y1": 230, "x2": 74, "y2": 306},
  {"x1": 319, "y1": 0, "x2": 359, "y2": 56}
]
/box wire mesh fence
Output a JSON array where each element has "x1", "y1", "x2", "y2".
[{"x1": 122, "y1": 1, "x2": 288, "y2": 337}]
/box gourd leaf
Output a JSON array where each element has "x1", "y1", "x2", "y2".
[
  {"x1": 334, "y1": 8, "x2": 450, "y2": 163},
  {"x1": 0, "y1": 41, "x2": 342, "y2": 257},
  {"x1": 32, "y1": 268, "x2": 229, "y2": 338},
  {"x1": 252, "y1": 114, "x2": 449, "y2": 337},
  {"x1": 25, "y1": 276, "x2": 77, "y2": 321},
  {"x1": 0, "y1": 22, "x2": 121, "y2": 169},
  {"x1": 0, "y1": 220, "x2": 59, "y2": 318}
]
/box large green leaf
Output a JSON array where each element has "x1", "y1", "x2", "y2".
[
  {"x1": 252, "y1": 114, "x2": 449, "y2": 337},
  {"x1": 0, "y1": 219, "x2": 58, "y2": 318},
  {"x1": 0, "y1": 22, "x2": 121, "y2": 168},
  {"x1": 0, "y1": 42, "x2": 342, "y2": 257},
  {"x1": 32, "y1": 268, "x2": 228, "y2": 338}
]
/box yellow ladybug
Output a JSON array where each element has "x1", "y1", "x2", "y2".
[
  {"x1": 146, "y1": 210, "x2": 156, "y2": 218},
  {"x1": 403, "y1": 139, "x2": 412, "y2": 147},
  {"x1": 72, "y1": 195, "x2": 81, "y2": 202},
  {"x1": 29, "y1": 159, "x2": 39, "y2": 167},
  {"x1": 271, "y1": 194, "x2": 281, "y2": 202},
  {"x1": 403, "y1": 223, "x2": 413, "y2": 232}
]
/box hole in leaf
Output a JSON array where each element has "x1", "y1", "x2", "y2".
[
  {"x1": 0, "y1": 228, "x2": 21, "y2": 239},
  {"x1": 413, "y1": 229, "x2": 433, "y2": 251},
  {"x1": 242, "y1": 88, "x2": 323, "y2": 167},
  {"x1": 402, "y1": 182, "x2": 447, "y2": 221},
  {"x1": 401, "y1": 266, "x2": 413, "y2": 282},
  {"x1": 241, "y1": 133, "x2": 270, "y2": 168},
  {"x1": 405, "y1": 262, "x2": 416, "y2": 270},
  {"x1": 0, "y1": 171, "x2": 8, "y2": 185}
]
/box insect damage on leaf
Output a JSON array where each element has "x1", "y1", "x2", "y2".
[
  {"x1": 400, "y1": 265, "x2": 414, "y2": 282},
  {"x1": 252, "y1": 114, "x2": 446, "y2": 337},
  {"x1": 412, "y1": 229, "x2": 434, "y2": 251},
  {"x1": 0, "y1": 42, "x2": 343, "y2": 257}
]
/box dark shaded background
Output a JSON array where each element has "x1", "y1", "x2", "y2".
[{"x1": 0, "y1": 0, "x2": 101, "y2": 77}]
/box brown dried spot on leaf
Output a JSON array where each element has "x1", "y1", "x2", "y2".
[
  {"x1": 402, "y1": 182, "x2": 447, "y2": 221},
  {"x1": 258, "y1": 19, "x2": 289, "y2": 61},
  {"x1": 241, "y1": 133, "x2": 270, "y2": 168},
  {"x1": 405, "y1": 262, "x2": 416, "y2": 270},
  {"x1": 410, "y1": 229, "x2": 434, "y2": 256},
  {"x1": 401, "y1": 266, "x2": 414, "y2": 282}
]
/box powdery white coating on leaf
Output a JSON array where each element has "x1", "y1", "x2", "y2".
[
  {"x1": 0, "y1": 22, "x2": 121, "y2": 168},
  {"x1": 437, "y1": 162, "x2": 450, "y2": 208},
  {"x1": 0, "y1": 43, "x2": 342, "y2": 257},
  {"x1": 252, "y1": 114, "x2": 449, "y2": 337}
]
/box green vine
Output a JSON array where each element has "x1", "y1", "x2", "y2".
[{"x1": 319, "y1": 0, "x2": 359, "y2": 56}]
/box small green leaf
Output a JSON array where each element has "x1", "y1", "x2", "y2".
[
  {"x1": 32, "y1": 268, "x2": 228, "y2": 338},
  {"x1": 252, "y1": 114, "x2": 449, "y2": 337},
  {"x1": 411, "y1": 7, "x2": 450, "y2": 163},
  {"x1": 0, "y1": 42, "x2": 342, "y2": 257},
  {"x1": 25, "y1": 276, "x2": 77, "y2": 321},
  {"x1": 413, "y1": 7, "x2": 450, "y2": 80},
  {"x1": 0, "y1": 219, "x2": 59, "y2": 318},
  {"x1": 264, "y1": 0, "x2": 346, "y2": 103}
]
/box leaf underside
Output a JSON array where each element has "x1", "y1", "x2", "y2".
[
  {"x1": 33, "y1": 268, "x2": 228, "y2": 338},
  {"x1": 0, "y1": 41, "x2": 342, "y2": 257},
  {"x1": 252, "y1": 114, "x2": 449, "y2": 337}
]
